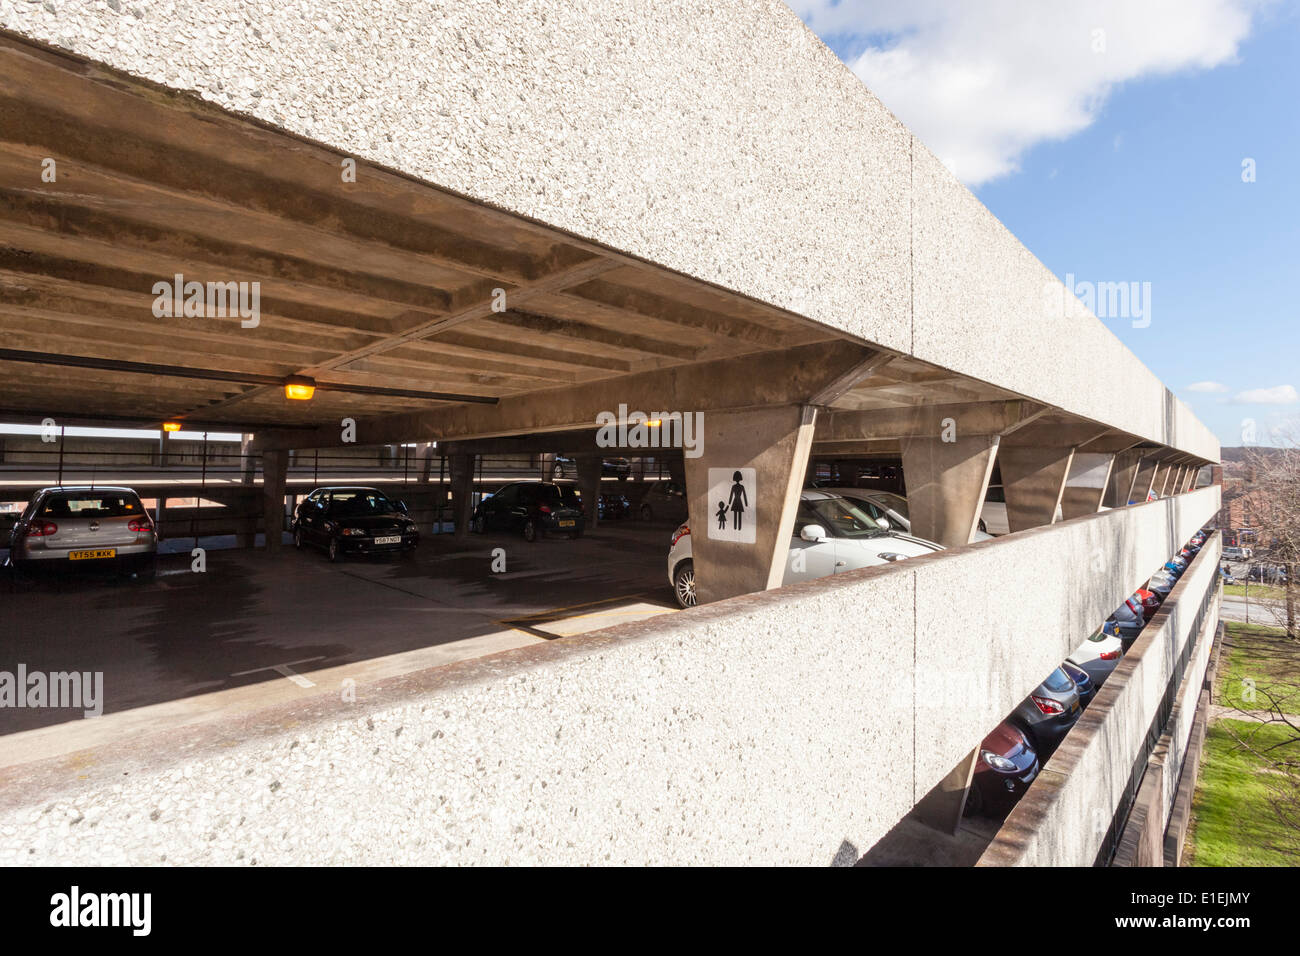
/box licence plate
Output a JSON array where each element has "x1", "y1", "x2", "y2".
[
  {"x1": 558, "y1": 520, "x2": 575, "y2": 528},
  {"x1": 69, "y1": 549, "x2": 116, "y2": 560},
  {"x1": 373, "y1": 535, "x2": 401, "y2": 545}
]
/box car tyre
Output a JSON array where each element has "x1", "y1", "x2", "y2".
[
  {"x1": 522, "y1": 519, "x2": 538, "y2": 543},
  {"x1": 963, "y1": 780, "x2": 985, "y2": 818},
  {"x1": 327, "y1": 537, "x2": 342, "y2": 563},
  {"x1": 471, "y1": 515, "x2": 486, "y2": 534},
  {"x1": 293, "y1": 526, "x2": 304, "y2": 550},
  {"x1": 640, "y1": 504, "x2": 652, "y2": 522},
  {"x1": 673, "y1": 559, "x2": 697, "y2": 608},
  {"x1": 552, "y1": 463, "x2": 564, "y2": 479}
]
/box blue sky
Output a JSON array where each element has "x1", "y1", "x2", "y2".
[{"x1": 792, "y1": 1, "x2": 1299, "y2": 448}]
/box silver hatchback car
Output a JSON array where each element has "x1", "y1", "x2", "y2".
[{"x1": 6, "y1": 486, "x2": 157, "y2": 577}]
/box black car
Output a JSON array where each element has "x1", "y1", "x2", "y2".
[
  {"x1": 551, "y1": 456, "x2": 631, "y2": 480},
  {"x1": 472, "y1": 481, "x2": 584, "y2": 541},
  {"x1": 293, "y1": 486, "x2": 418, "y2": 562}
]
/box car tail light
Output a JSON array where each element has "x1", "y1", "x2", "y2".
[
  {"x1": 1030, "y1": 694, "x2": 1065, "y2": 715},
  {"x1": 128, "y1": 517, "x2": 153, "y2": 532},
  {"x1": 24, "y1": 519, "x2": 58, "y2": 537},
  {"x1": 539, "y1": 505, "x2": 551, "y2": 514},
  {"x1": 671, "y1": 524, "x2": 690, "y2": 547},
  {"x1": 1100, "y1": 650, "x2": 1121, "y2": 660}
]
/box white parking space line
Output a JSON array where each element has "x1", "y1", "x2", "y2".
[{"x1": 230, "y1": 656, "x2": 326, "y2": 688}]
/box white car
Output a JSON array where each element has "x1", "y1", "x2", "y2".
[
  {"x1": 818, "y1": 487, "x2": 994, "y2": 542},
  {"x1": 667, "y1": 489, "x2": 943, "y2": 608},
  {"x1": 1067, "y1": 621, "x2": 1125, "y2": 687}
]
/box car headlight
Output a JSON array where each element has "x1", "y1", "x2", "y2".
[
  {"x1": 877, "y1": 552, "x2": 909, "y2": 562},
  {"x1": 982, "y1": 750, "x2": 1016, "y2": 772}
]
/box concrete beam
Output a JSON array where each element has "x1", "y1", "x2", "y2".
[
  {"x1": 255, "y1": 339, "x2": 870, "y2": 451},
  {"x1": 900, "y1": 435, "x2": 999, "y2": 547},
  {"x1": 818, "y1": 400, "x2": 1040, "y2": 444},
  {"x1": 999, "y1": 445, "x2": 1075, "y2": 533},
  {"x1": 683, "y1": 405, "x2": 817, "y2": 603}
]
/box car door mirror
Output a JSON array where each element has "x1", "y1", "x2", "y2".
[
  {"x1": 395, "y1": 500, "x2": 409, "y2": 513},
  {"x1": 875, "y1": 516, "x2": 891, "y2": 531},
  {"x1": 799, "y1": 524, "x2": 827, "y2": 542}
]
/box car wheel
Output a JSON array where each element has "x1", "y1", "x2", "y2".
[
  {"x1": 522, "y1": 519, "x2": 538, "y2": 543},
  {"x1": 293, "y1": 527, "x2": 304, "y2": 550},
  {"x1": 552, "y1": 463, "x2": 564, "y2": 479},
  {"x1": 472, "y1": 515, "x2": 486, "y2": 534},
  {"x1": 640, "y1": 504, "x2": 652, "y2": 522},
  {"x1": 963, "y1": 781, "x2": 985, "y2": 818},
  {"x1": 327, "y1": 537, "x2": 341, "y2": 563},
  {"x1": 673, "y1": 560, "x2": 697, "y2": 608}
]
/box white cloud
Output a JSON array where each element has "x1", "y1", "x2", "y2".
[
  {"x1": 791, "y1": 1, "x2": 1263, "y2": 185},
  {"x1": 1187, "y1": 381, "x2": 1230, "y2": 393},
  {"x1": 1233, "y1": 384, "x2": 1299, "y2": 405}
]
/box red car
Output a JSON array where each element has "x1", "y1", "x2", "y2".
[
  {"x1": 1134, "y1": 586, "x2": 1161, "y2": 621},
  {"x1": 966, "y1": 720, "x2": 1041, "y2": 817}
]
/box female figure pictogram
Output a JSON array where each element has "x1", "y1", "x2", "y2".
[{"x1": 727, "y1": 470, "x2": 748, "y2": 531}]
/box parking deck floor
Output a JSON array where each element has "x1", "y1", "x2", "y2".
[{"x1": 0, "y1": 523, "x2": 676, "y2": 767}]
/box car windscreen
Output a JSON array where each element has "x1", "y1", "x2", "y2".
[
  {"x1": 799, "y1": 496, "x2": 886, "y2": 538},
  {"x1": 328, "y1": 491, "x2": 394, "y2": 516},
  {"x1": 38, "y1": 493, "x2": 143, "y2": 519},
  {"x1": 1042, "y1": 668, "x2": 1074, "y2": 693},
  {"x1": 522, "y1": 485, "x2": 565, "y2": 506},
  {"x1": 874, "y1": 493, "x2": 909, "y2": 519}
]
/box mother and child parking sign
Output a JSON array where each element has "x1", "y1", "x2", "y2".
[{"x1": 706, "y1": 467, "x2": 756, "y2": 544}]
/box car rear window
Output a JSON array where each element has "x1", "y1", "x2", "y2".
[
  {"x1": 1042, "y1": 668, "x2": 1074, "y2": 693},
  {"x1": 39, "y1": 493, "x2": 143, "y2": 518}
]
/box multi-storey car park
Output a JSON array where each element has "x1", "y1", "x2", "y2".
[{"x1": 0, "y1": 1, "x2": 1219, "y2": 866}]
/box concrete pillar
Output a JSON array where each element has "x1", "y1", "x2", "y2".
[
  {"x1": 999, "y1": 445, "x2": 1074, "y2": 532},
  {"x1": 1060, "y1": 452, "x2": 1114, "y2": 519},
  {"x1": 682, "y1": 405, "x2": 817, "y2": 604},
  {"x1": 577, "y1": 455, "x2": 601, "y2": 530},
  {"x1": 237, "y1": 434, "x2": 258, "y2": 549},
  {"x1": 1130, "y1": 456, "x2": 1158, "y2": 504},
  {"x1": 1103, "y1": 449, "x2": 1142, "y2": 508},
  {"x1": 914, "y1": 748, "x2": 979, "y2": 835},
  {"x1": 1183, "y1": 466, "x2": 1201, "y2": 493},
  {"x1": 900, "y1": 436, "x2": 999, "y2": 547},
  {"x1": 449, "y1": 453, "x2": 474, "y2": 539},
  {"x1": 261, "y1": 449, "x2": 287, "y2": 553},
  {"x1": 157, "y1": 429, "x2": 171, "y2": 468},
  {"x1": 419, "y1": 442, "x2": 435, "y2": 483}
]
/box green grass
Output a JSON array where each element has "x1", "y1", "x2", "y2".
[
  {"x1": 1223, "y1": 583, "x2": 1287, "y2": 600},
  {"x1": 1185, "y1": 720, "x2": 1300, "y2": 866},
  {"x1": 1218, "y1": 622, "x2": 1300, "y2": 713}
]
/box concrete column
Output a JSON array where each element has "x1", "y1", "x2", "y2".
[
  {"x1": 1130, "y1": 456, "x2": 1158, "y2": 504},
  {"x1": 999, "y1": 445, "x2": 1075, "y2": 532},
  {"x1": 419, "y1": 442, "x2": 435, "y2": 483},
  {"x1": 1103, "y1": 449, "x2": 1142, "y2": 508},
  {"x1": 237, "y1": 434, "x2": 258, "y2": 548},
  {"x1": 157, "y1": 429, "x2": 171, "y2": 468},
  {"x1": 577, "y1": 455, "x2": 601, "y2": 530},
  {"x1": 1060, "y1": 452, "x2": 1114, "y2": 519},
  {"x1": 682, "y1": 405, "x2": 817, "y2": 604},
  {"x1": 914, "y1": 748, "x2": 979, "y2": 835},
  {"x1": 449, "y1": 453, "x2": 474, "y2": 539},
  {"x1": 1183, "y1": 466, "x2": 1201, "y2": 493},
  {"x1": 261, "y1": 449, "x2": 287, "y2": 553},
  {"x1": 900, "y1": 435, "x2": 999, "y2": 547}
]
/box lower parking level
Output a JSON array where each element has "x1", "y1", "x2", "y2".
[{"x1": 0, "y1": 522, "x2": 675, "y2": 765}]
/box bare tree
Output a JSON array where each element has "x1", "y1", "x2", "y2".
[{"x1": 1242, "y1": 439, "x2": 1300, "y2": 642}]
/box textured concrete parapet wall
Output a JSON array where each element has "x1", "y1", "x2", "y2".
[
  {"x1": 979, "y1": 533, "x2": 1221, "y2": 867},
  {"x1": 0, "y1": 0, "x2": 1216, "y2": 460},
  {"x1": 0, "y1": 488, "x2": 1218, "y2": 865}
]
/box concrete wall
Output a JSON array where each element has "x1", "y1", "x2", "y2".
[
  {"x1": 980, "y1": 533, "x2": 1221, "y2": 867},
  {"x1": 0, "y1": 0, "x2": 1216, "y2": 460},
  {"x1": 0, "y1": 486, "x2": 1218, "y2": 865}
]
